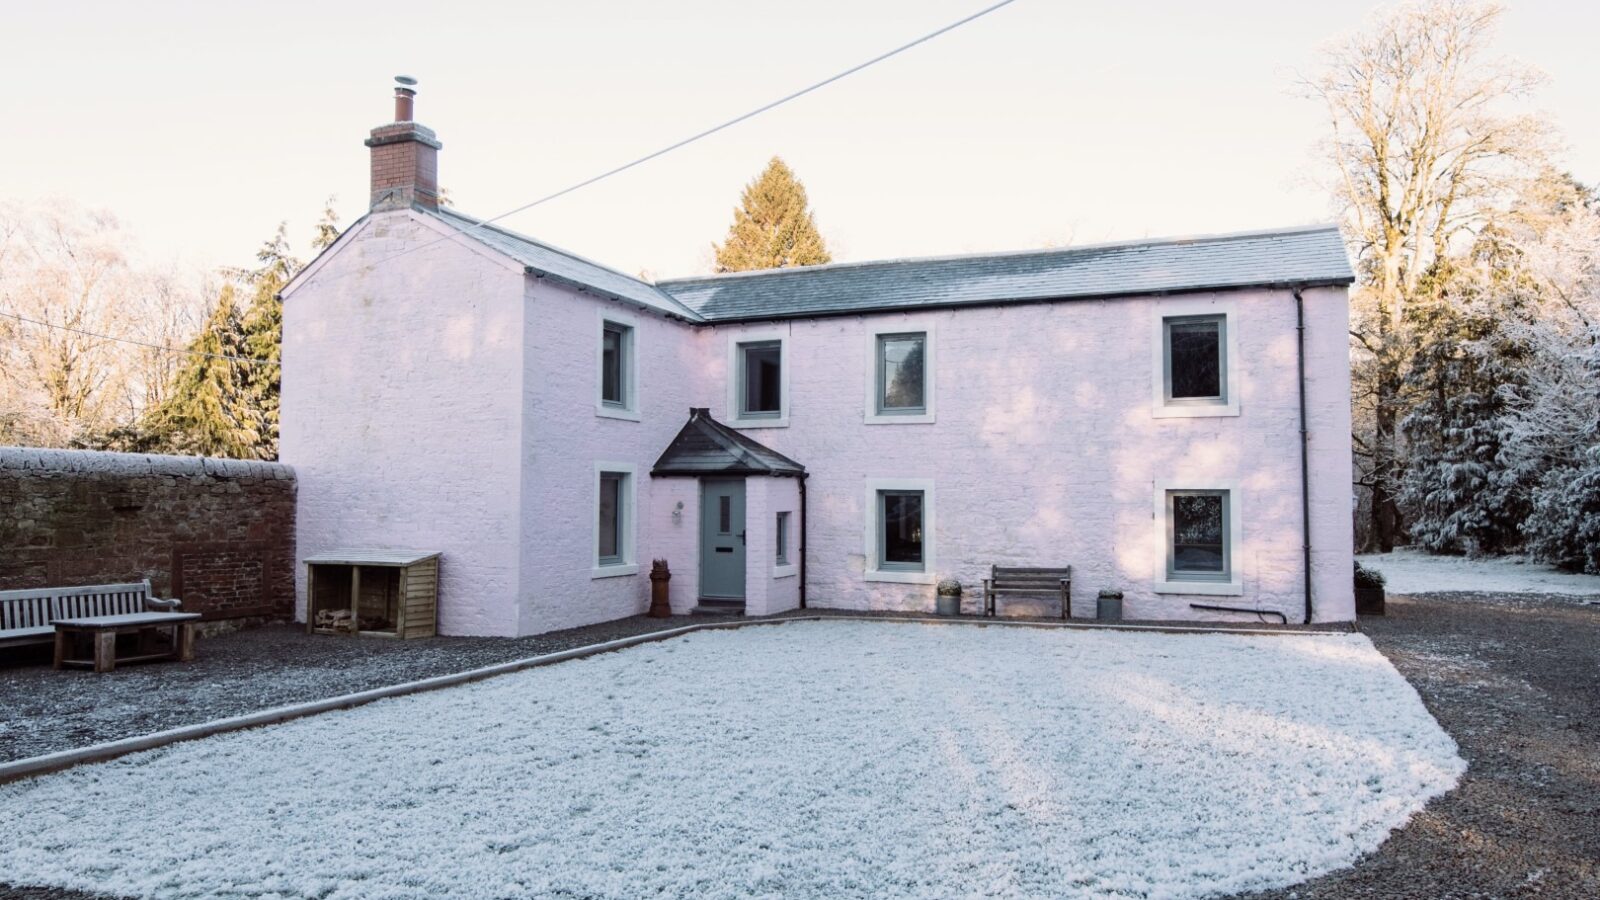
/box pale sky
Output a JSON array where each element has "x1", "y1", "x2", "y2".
[{"x1": 3, "y1": 0, "x2": 1594, "y2": 280}]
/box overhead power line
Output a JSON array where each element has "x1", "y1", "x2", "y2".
[
  {"x1": 0, "y1": 309, "x2": 279, "y2": 366},
  {"x1": 1, "y1": 0, "x2": 1023, "y2": 365},
  {"x1": 323, "y1": 0, "x2": 1024, "y2": 282}
]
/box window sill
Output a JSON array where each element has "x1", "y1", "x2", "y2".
[
  {"x1": 1152, "y1": 402, "x2": 1240, "y2": 419},
  {"x1": 595, "y1": 405, "x2": 641, "y2": 422},
  {"x1": 865, "y1": 569, "x2": 935, "y2": 585},
  {"x1": 772, "y1": 563, "x2": 798, "y2": 579},
  {"x1": 730, "y1": 416, "x2": 788, "y2": 429},
  {"x1": 1152, "y1": 579, "x2": 1243, "y2": 596},
  {"x1": 865, "y1": 412, "x2": 935, "y2": 425},
  {"x1": 591, "y1": 564, "x2": 639, "y2": 579}
]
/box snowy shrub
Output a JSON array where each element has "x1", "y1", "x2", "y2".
[{"x1": 1354, "y1": 560, "x2": 1387, "y2": 590}]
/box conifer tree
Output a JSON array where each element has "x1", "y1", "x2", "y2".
[
  {"x1": 142, "y1": 283, "x2": 260, "y2": 458},
  {"x1": 712, "y1": 157, "x2": 831, "y2": 272},
  {"x1": 239, "y1": 223, "x2": 301, "y2": 459},
  {"x1": 310, "y1": 197, "x2": 341, "y2": 253}
]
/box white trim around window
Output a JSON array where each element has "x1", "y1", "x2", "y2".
[
  {"x1": 772, "y1": 509, "x2": 797, "y2": 579},
  {"x1": 1152, "y1": 479, "x2": 1243, "y2": 595},
  {"x1": 863, "y1": 477, "x2": 936, "y2": 584},
  {"x1": 592, "y1": 461, "x2": 639, "y2": 578},
  {"x1": 864, "y1": 324, "x2": 936, "y2": 425},
  {"x1": 595, "y1": 309, "x2": 641, "y2": 421},
  {"x1": 1151, "y1": 298, "x2": 1240, "y2": 418},
  {"x1": 727, "y1": 329, "x2": 790, "y2": 428}
]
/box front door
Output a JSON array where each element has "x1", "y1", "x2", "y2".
[{"x1": 700, "y1": 479, "x2": 746, "y2": 600}]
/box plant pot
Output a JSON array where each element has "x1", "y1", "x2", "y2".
[
  {"x1": 1096, "y1": 590, "x2": 1124, "y2": 622},
  {"x1": 1354, "y1": 586, "x2": 1385, "y2": 616},
  {"x1": 935, "y1": 593, "x2": 961, "y2": 616}
]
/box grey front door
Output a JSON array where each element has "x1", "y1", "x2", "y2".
[{"x1": 700, "y1": 479, "x2": 746, "y2": 600}]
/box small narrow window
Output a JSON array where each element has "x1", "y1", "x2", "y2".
[
  {"x1": 1167, "y1": 489, "x2": 1229, "y2": 581},
  {"x1": 738, "y1": 341, "x2": 783, "y2": 418},
  {"x1": 876, "y1": 332, "x2": 927, "y2": 414},
  {"x1": 719, "y1": 495, "x2": 732, "y2": 534},
  {"x1": 600, "y1": 322, "x2": 633, "y2": 410},
  {"x1": 1164, "y1": 315, "x2": 1226, "y2": 404},
  {"x1": 775, "y1": 511, "x2": 790, "y2": 565},
  {"x1": 598, "y1": 472, "x2": 625, "y2": 566},
  {"x1": 877, "y1": 490, "x2": 925, "y2": 572}
]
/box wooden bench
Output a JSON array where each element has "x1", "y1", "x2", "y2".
[
  {"x1": 982, "y1": 566, "x2": 1073, "y2": 620},
  {"x1": 1, "y1": 580, "x2": 182, "y2": 649},
  {"x1": 53, "y1": 611, "x2": 201, "y2": 673}
]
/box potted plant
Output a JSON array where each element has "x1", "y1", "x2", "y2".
[
  {"x1": 1354, "y1": 561, "x2": 1386, "y2": 616},
  {"x1": 1096, "y1": 589, "x2": 1124, "y2": 622},
  {"x1": 935, "y1": 579, "x2": 963, "y2": 616}
]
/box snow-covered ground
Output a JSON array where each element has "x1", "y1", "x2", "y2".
[
  {"x1": 1358, "y1": 548, "x2": 1600, "y2": 596},
  {"x1": 0, "y1": 621, "x2": 1462, "y2": 900}
]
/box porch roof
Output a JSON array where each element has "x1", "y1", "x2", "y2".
[{"x1": 652, "y1": 408, "x2": 806, "y2": 477}]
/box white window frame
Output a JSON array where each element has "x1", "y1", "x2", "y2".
[
  {"x1": 773, "y1": 510, "x2": 797, "y2": 578},
  {"x1": 592, "y1": 461, "x2": 638, "y2": 578},
  {"x1": 863, "y1": 477, "x2": 936, "y2": 584},
  {"x1": 865, "y1": 324, "x2": 936, "y2": 425},
  {"x1": 595, "y1": 310, "x2": 640, "y2": 421},
  {"x1": 1151, "y1": 299, "x2": 1240, "y2": 418},
  {"x1": 1152, "y1": 479, "x2": 1243, "y2": 595},
  {"x1": 727, "y1": 330, "x2": 789, "y2": 428}
]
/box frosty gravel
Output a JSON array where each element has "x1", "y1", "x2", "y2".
[{"x1": 0, "y1": 620, "x2": 1464, "y2": 899}]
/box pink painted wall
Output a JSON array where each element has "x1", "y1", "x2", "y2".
[
  {"x1": 699, "y1": 287, "x2": 1355, "y2": 623},
  {"x1": 281, "y1": 210, "x2": 528, "y2": 636},
  {"x1": 284, "y1": 209, "x2": 1353, "y2": 634},
  {"x1": 517, "y1": 279, "x2": 708, "y2": 633}
]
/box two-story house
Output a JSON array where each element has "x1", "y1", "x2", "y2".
[{"x1": 280, "y1": 85, "x2": 1357, "y2": 636}]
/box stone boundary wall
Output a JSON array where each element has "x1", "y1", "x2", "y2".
[{"x1": 0, "y1": 448, "x2": 296, "y2": 620}]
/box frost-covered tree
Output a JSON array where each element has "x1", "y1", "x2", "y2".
[
  {"x1": 1308, "y1": 0, "x2": 1552, "y2": 550},
  {"x1": 1398, "y1": 252, "x2": 1533, "y2": 554},
  {"x1": 713, "y1": 157, "x2": 831, "y2": 272},
  {"x1": 1494, "y1": 176, "x2": 1600, "y2": 571}
]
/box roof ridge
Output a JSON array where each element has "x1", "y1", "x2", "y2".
[
  {"x1": 655, "y1": 223, "x2": 1345, "y2": 285},
  {"x1": 431, "y1": 206, "x2": 661, "y2": 292}
]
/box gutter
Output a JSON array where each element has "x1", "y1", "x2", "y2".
[{"x1": 1295, "y1": 288, "x2": 1314, "y2": 624}]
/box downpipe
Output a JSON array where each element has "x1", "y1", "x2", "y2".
[{"x1": 1295, "y1": 288, "x2": 1314, "y2": 625}]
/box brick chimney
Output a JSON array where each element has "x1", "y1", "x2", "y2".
[{"x1": 365, "y1": 77, "x2": 442, "y2": 211}]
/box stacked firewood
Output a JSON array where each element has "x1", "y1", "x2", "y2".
[
  {"x1": 314, "y1": 608, "x2": 388, "y2": 633},
  {"x1": 315, "y1": 608, "x2": 356, "y2": 632}
]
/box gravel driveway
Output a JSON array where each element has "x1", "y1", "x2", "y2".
[
  {"x1": 1245, "y1": 590, "x2": 1600, "y2": 899},
  {"x1": 3, "y1": 595, "x2": 1596, "y2": 899}
]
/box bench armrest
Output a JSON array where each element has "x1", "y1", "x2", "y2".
[{"x1": 144, "y1": 596, "x2": 182, "y2": 611}]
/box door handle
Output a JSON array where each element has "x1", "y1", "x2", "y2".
[{"x1": 738, "y1": 530, "x2": 746, "y2": 546}]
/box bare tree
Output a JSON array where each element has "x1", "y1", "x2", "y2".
[
  {"x1": 0, "y1": 200, "x2": 207, "y2": 446},
  {"x1": 1307, "y1": 0, "x2": 1552, "y2": 550}
]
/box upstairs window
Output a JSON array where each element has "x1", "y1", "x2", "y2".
[
  {"x1": 1162, "y1": 314, "x2": 1227, "y2": 406},
  {"x1": 737, "y1": 339, "x2": 784, "y2": 420},
  {"x1": 1166, "y1": 489, "x2": 1230, "y2": 582},
  {"x1": 875, "y1": 332, "x2": 927, "y2": 416},
  {"x1": 597, "y1": 318, "x2": 637, "y2": 420}
]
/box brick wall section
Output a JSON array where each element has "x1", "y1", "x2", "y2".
[{"x1": 0, "y1": 448, "x2": 295, "y2": 620}]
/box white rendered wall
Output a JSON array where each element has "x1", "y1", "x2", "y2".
[{"x1": 281, "y1": 210, "x2": 528, "y2": 636}]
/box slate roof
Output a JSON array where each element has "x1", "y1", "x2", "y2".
[
  {"x1": 656, "y1": 225, "x2": 1353, "y2": 322},
  {"x1": 424, "y1": 206, "x2": 705, "y2": 321},
  {"x1": 653, "y1": 408, "x2": 806, "y2": 477}
]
